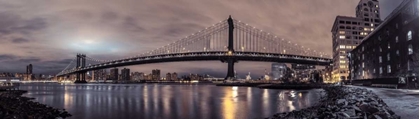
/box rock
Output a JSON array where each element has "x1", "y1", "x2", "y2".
[
  {"x1": 352, "y1": 105, "x2": 361, "y2": 111},
  {"x1": 343, "y1": 109, "x2": 356, "y2": 117},
  {"x1": 373, "y1": 115, "x2": 383, "y2": 119},
  {"x1": 359, "y1": 104, "x2": 380, "y2": 114}
]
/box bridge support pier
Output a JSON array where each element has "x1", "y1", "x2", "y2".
[{"x1": 225, "y1": 59, "x2": 236, "y2": 80}]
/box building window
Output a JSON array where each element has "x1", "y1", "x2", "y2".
[
  {"x1": 396, "y1": 36, "x2": 399, "y2": 43},
  {"x1": 362, "y1": 46, "x2": 364, "y2": 51},
  {"x1": 362, "y1": 54, "x2": 364, "y2": 60},
  {"x1": 373, "y1": 68, "x2": 376, "y2": 74},
  {"x1": 379, "y1": 47, "x2": 382, "y2": 52},
  {"x1": 364, "y1": 8, "x2": 368, "y2": 11},
  {"x1": 374, "y1": 10, "x2": 378, "y2": 13},
  {"x1": 346, "y1": 46, "x2": 352, "y2": 49},
  {"x1": 388, "y1": 43, "x2": 390, "y2": 49},
  {"x1": 362, "y1": 62, "x2": 365, "y2": 68},
  {"x1": 339, "y1": 45, "x2": 345, "y2": 49},
  {"x1": 379, "y1": 67, "x2": 383, "y2": 74},
  {"x1": 407, "y1": 31, "x2": 412, "y2": 40},
  {"x1": 370, "y1": 23, "x2": 374, "y2": 27},
  {"x1": 387, "y1": 53, "x2": 390, "y2": 61},
  {"x1": 340, "y1": 60, "x2": 346, "y2": 63},
  {"x1": 408, "y1": 44, "x2": 413, "y2": 55},
  {"x1": 339, "y1": 31, "x2": 345, "y2": 34},
  {"x1": 375, "y1": 5, "x2": 379, "y2": 8},
  {"x1": 370, "y1": 28, "x2": 374, "y2": 31},
  {"x1": 396, "y1": 50, "x2": 399, "y2": 56},
  {"x1": 396, "y1": 23, "x2": 398, "y2": 29},
  {"x1": 340, "y1": 56, "x2": 345, "y2": 59},
  {"x1": 387, "y1": 65, "x2": 391, "y2": 73},
  {"x1": 339, "y1": 36, "x2": 345, "y2": 39},
  {"x1": 364, "y1": 28, "x2": 370, "y2": 31},
  {"x1": 379, "y1": 56, "x2": 382, "y2": 63}
]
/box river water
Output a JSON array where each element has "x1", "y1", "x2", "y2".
[{"x1": 19, "y1": 83, "x2": 321, "y2": 119}]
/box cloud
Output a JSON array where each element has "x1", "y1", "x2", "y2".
[{"x1": 12, "y1": 38, "x2": 29, "y2": 43}]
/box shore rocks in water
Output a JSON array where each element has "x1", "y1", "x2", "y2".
[
  {"x1": 0, "y1": 90, "x2": 72, "y2": 119},
  {"x1": 268, "y1": 86, "x2": 400, "y2": 119}
]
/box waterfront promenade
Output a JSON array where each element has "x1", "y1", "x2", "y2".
[{"x1": 349, "y1": 85, "x2": 419, "y2": 119}]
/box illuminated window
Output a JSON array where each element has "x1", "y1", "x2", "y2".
[
  {"x1": 362, "y1": 62, "x2": 365, "y2": 68},
  {"x1": 379, "y1": 47, "x2": 382, "y2": 52},
  {"x1": 339, "y1": 31, "x2": 345, "y2": 34},
  {"x1": 396, "y1": 50, "x2": 399, "y2": 56},
  {"x1": 388, "y1": 43, "x2": 390, "y2": 49},
  {"x1": 387, "y1": 53, "x2": 390, "y2": 61},
  {"x1": 387, "y1": 65, "x2": 391, "y2": 73},
  {"x1": 379, "y1": 56, "x2": 382, "y2": 63},
  {"x1": 346, "y1": 46, "x2": 352, "y2": 49},
  {"x1": 408, "y1": 44, "x2": 413, "y2": 55},
  {"x1": 339, "y1": 45, "x2": 345, "y2": 49},
  {"x1": 362, "y1": 54, "x2": 364, "y2": 60},
  {"x1": 370, "y1": 28, "x2": 374, "y2": 31},
  {"x1": 379, "y1": 67, "x2": 383, "y2": 74},
  {"x1": 340, "y1": 56, "x2": 345, "y2": 59},
  {"x1": 407, "y1": 31, "x2": 412, "y2": 40},
  {"x1": 339, "y1": 36, "x2": 345, "y2": 39},
  {"x1": 375, "y1": 5, "x2": 379, "y2": 8},
  {"x1": 374, "y1": 10, "x2": 378, "y2": 13},
  {"x1": 373, "y1": 68, "x2": 376, "y2": 73},
  {"x1": 340, "y1": 60, "x2": 346, "y2": 63},
  {"x1": 364, "y1": 28, "x2": 369, "y2": 31},
  {"x1": 370, "y1": 23, "x2": 374, "y2": 27},
  {"x1": 396, "y1": 36, "x2": 399, "y2": 43}
]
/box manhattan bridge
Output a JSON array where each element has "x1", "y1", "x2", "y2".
[{"x1": 56, "y1": 16, "x2": 332, "y2": 83}]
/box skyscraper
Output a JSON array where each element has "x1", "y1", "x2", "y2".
[
  {"x1": 152, "y1": 69, "x2": 160, "y2": 80},
  {"x1": 110, "y1": 68, "x2": 119, "y2": 80},
  {"x1": 121, "y1": 68, "x2": 130, "y2": 80},
  {"x1": 26, "y1": 64, "x2": 32, "y2": 74},
  {"x1": 172, "y1": 72, "x2": 178, "y2": 80},
  {"x1": 331, "y1": 0, "x2": 381, "y2": 82}
]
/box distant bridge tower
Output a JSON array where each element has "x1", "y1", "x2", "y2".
[{"x1": 75, "y1": 54, "x2": 87, "y2": 83}]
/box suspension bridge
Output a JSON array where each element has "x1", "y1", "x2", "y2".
[{"x1": 56, "y1": 16, "x2": 332, "y2": 83}]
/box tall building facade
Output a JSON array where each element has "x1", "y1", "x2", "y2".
[
  {"x1": 166, "y1": 73, "x2": 172, "y2": 80},
  {"x1": 331, "y1": 0, "x2": 381, "y2": 82},
  {"x1": 349, "y1": 0, "x2": 418, "y2": 83},
  {"x1": 152, "y1": 69, "x2": 160, "y2": 80},
  {"x1": 121, "y1": 68, "x2": 130, "y2": 80},
  {"x1": 271, "y1": 63, "x2": 288, "y2": 80},
  {"x1": 110, "y1": 68, "x2": 119, "y2": 80},
  {"x1": 93, "y1": 69, "x2": 106, "y2": 80},
  {"x1": 292, "y1": 64, "x2": 316, "y2": 81},
  {"x1": 172, "y1": 72, "x2": 178, "y2": 80}
]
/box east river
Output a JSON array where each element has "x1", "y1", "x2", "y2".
[{"x1": 19, "y1": 83, "x2": 322, "y2": 119}]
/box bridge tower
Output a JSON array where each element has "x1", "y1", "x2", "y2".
[
  {"x1": 75, "y1": 54, "x2": 87, "y2": 83},
  {"x1": 224, "y1": 15, "x2": 237, "y2": 80}
]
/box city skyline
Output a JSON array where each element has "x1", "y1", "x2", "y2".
[{"x1": 0, "y1": 0, "x2": 403, "y2": 77}]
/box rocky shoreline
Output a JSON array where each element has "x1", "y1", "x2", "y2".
[
  {"x1": 268, "y1": 86, "x2": 400, "y2": 119},
  {"x1": 0, "y1": 90, "x2": 72, "y2": 119}
]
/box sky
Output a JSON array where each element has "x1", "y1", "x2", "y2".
[{"x1": 0, "y1": 0, "x2": 403, "y2": 77}]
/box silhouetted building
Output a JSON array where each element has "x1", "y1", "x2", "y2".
[
  {"x1": 349, "y1": 0, "x2": 418, "y2": 83},
  {"x1": 331, "y1": 0, "x2": 381, "y2": 82},
  {"x1": 131, "y1": 72, "x2": 144, "y2": 81},
  {"x1": 93, "y1": 69, "x2": 106, "y2": 80},
  {"x1": 152, "y1": 69, "x2": 160, "y2": 80},
  {"x1": 121, "y1": 68, "x2": 130, "y2": 80},
  {"x1": 110, "y1": 68, "x2": 119, "y2": 80},
  {"x1": 166, "y1": 73, "x2": 171, "y2": 80},
  {"x1": 172, "y1": 72, "x2": 178, "y2": 80}
]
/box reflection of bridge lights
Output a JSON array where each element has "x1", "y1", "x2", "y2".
[
  {"x1": 290, "y1": 91, "x2": 296, "y2": 98},
  {"x1": 232, "y1": 86, "x2": 238, "y2": 91}
]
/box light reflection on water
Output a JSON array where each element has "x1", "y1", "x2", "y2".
[{"x1": 20, "y1": 83, "x2": 321, "y2": 119}]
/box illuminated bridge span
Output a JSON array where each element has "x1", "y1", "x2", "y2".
[{"x1": 57, "y1": 16, "x2": 332, "y2": 83}]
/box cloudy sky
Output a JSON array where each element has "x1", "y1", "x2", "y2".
[{"x1": 0, "y1": 0, "x2": 403, "y2": 77}]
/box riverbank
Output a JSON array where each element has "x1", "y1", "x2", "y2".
[
  {"x1": 0, "y1": 90, "x2": 72, "y2": 118},
  {"x1": 268, "y1": 86, "x2": 400, "y2": 119}
]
